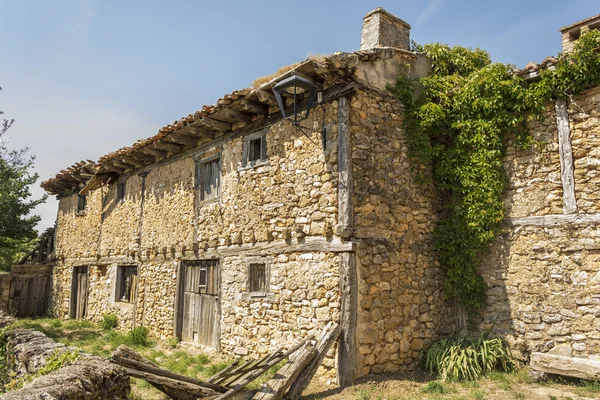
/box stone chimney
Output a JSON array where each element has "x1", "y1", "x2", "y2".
[
  {"x1": 360, "y1": 7, "x2": 411, "y2": 51},
  {"x1": 559, "y1": 14, "x2": 600, "y2": 53}
]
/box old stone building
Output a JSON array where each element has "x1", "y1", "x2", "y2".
[
  {"x1": 41, "y1": 8, "x2": 455, "y2": 382},
  {"x1": 41, "y1": 7, "x2": 600, "y2": 383}
]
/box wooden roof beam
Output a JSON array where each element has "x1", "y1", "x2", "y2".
[
  {"x1": 120, "y1": 156, "x2": 147, "y2": 168},
  {"x1": 221, "y1": 108, "x2": 254, "y2": 123},
  {"x1": 141, "y1": 148, "x2": 168, "y2": 159},
  {"x1": 198, "y1": 117, "x2": 231, "y2": 132},
  {"x1": 153, "y1": 142, "x2": 184, "y2": 153},
  {"x1": 256, "y1": 90, "x2": 278, "y2": 106},
  {"x1": 241, "y1": 100, "x2": 269, "y2": 116},
  {"x1": 167, "y1": 134, "x2": 198, "y2": 147}
]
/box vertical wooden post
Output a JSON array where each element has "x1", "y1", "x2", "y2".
[
  {"x1": 337, "y1": 97, "x2": 353, "y2": 237},
  {"x1": 337, "y1": 96, "x2": 358, "y2": 386},
  {"x1": 555, "y1": 98, "x2": 577, "y2": 214},
  {"x1": 338, "y1": 252, "x2": 358, "y2": 386}
]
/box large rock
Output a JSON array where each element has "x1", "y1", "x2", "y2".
[{"x1": 1, "y1": 329, "x2": 130, "y2": 400}]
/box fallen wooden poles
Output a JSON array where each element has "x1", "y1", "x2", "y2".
[
  {"x1": 111, "y1": 323, "x2": 339, "y2": 400},
  {"x1": 111, "y1": 346, "x2": 228, "y2": 399},
  {"x1": 253, "y1": 322, "x2": 341, "y2": 400}
]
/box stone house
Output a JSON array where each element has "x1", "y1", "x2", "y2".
[
  {"x1": 41, "y1": 6, "x2": 600, "y2": 383},
  {"x1": 41, "y1": 8, "x2": 455, "y2": 383}
]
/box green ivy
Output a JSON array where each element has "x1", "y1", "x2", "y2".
[{"x1": 390, "y1": 30, "x2": 600, "y2": 314}]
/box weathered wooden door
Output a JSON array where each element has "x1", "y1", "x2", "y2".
[
  {"x1": 180, "y1": 260, "x2": 220, "y2": 348},
  {"x1": 70, "y1": 266, "x2": 88, "y2": 319},
  {"x1": 8, "y1": 265, "x2": 51, "y2": 317}
]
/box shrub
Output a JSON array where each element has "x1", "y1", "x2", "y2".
[
  {"x1": 423, "y1": 336, "x2": 514, "y2": 381},
  {"x1": 100, "y1": 314, "x2": 118, "y2": 331},
  {"x1": 127, "y1": 327, "x2": 150, "y2": 347}
]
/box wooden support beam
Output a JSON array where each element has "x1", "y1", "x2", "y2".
[
  {"x1": 241, "y1": 100, "x2": 269, "y2": 116},
  {"x1": 120, "y1": 156, "x2": 147, "y2": 168},
  {"x1": 337, "y1": 96, "x2": 353, "y2": 237},
  {"x1": 141, "y1": 148, "x2": 167, "y2": 159},
  {"x1": 256, "y1": 90, "x2": 278, "y2": 106},
  {"x1": 101, "y1": 163, "x2": 126, "y2": 174},
  {"x1": 152, "y1": 142, "x2": 184, "y2": 153},
  {"x1": 222, "y1": 108, "x2": 254, "y2": 123},
  {"x1": 530, "y1": 352, "x2": 600, "y2": 380},
  {"x1": 507, "y1": 213, "x2": 600, "y2": 227},
  {"x1": 198, "y1": 117, "x2": 231, "y2": 132},
  {"x1": 556, "y1": 98, "x2": 577, "y2": 214},
  {"x1": 168, "y1": 134, "x2": 198, "y2": 147}
]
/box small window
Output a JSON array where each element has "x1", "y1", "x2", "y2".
[
  {"x1": 199, "y1": 157, "x2": 221, "y2": 201},
  {"x1": 242, "y1": 130, "x2": 267, "y2": 167},
  {"x1": 116, "y1": 266, "x2": 137, "y2": 303},
  {"x1": 77, "y1": 194, "x2": 86, "y2": 213},
  {"x1": 184, "y1": 260, "x2": 219, "y2": 296},
  {"x1": 116, "y1": 182, "x2": 126, "y2": 203},
  {"x1": 249, "y1": 263, "x2": 267, "y2": 293}
]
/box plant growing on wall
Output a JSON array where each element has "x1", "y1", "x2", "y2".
[{"x1": 390, "y1": 30, "x2": 600, "y2": 314}]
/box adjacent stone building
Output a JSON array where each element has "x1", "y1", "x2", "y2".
[{"x1": 41, "y1": 7, "x2": 600, "y2": 383}]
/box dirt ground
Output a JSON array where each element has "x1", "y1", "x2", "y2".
[{"x1": 302, "y1": 370, "x2": 600, "y2": 400}]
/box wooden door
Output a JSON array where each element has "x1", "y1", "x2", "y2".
[
  {"x1": 70, "y1": 266, "x2": 88, "y2": 319},
  {"x1": 180, "y1": 260, "x2": 220, "y2": 348},
  {"x1": 8, "y1": 275, "x2": 50, "y2": 317}
]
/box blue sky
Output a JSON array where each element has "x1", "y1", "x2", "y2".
[{"x1": 1, "y1": 0, "x2": 598, "y2": 230}]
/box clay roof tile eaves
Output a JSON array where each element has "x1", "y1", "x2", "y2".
[{"x1": 41, "y1": 49, "x2": 397, "y2": 194}]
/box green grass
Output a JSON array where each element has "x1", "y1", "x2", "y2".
[
  {"x1": 6, "y1": 318, "x2": 233, "y2": 398},
  {"x1": 422, "y1": 381, "x2": 448, "y2": 394},
  {"x1": 574, "y1": 379, "x2": 600, "y2": 396}
]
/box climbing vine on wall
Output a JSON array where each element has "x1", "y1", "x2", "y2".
[{"x1": 390, "y1": 30, "x2": 600, "y2": 314}]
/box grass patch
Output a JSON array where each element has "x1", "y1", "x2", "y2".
[
  {"x1": 422, "y1": 381, "x2": 448, "y2": 394},
  {"x1": 5, "y1": 318, "x2": 230, "y2": 391}
]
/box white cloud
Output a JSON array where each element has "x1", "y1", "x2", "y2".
[
  {"x1": 415, "y1": 0, "x2": 445, "y2": 27},
  {"x1": 75, "y1": 0, "x2": 102, "y2": 34}
]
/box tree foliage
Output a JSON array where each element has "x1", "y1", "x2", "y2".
[
  {"x1": 390, "y1": 30, "x2": 600, "y2": 313},
  {"x1": 0, "y1": 88, "x2": 46, "y2": 271}
]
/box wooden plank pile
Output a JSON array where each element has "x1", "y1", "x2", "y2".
[{"x1": 111, "y1": 322, "x2": 340, "y2": 400}]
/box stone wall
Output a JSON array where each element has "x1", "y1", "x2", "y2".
[
  {"x1": 480, "y1": 86, "x2": 600, "y2": 361},
  {"x1": 220, "y1": 251, "x2": 340, "y2": 373},
  {"x1": 350, "y1": 89, "x2": 455, "y2": 376},
  {"x1": 55, "y1": 189, "x2": 103, "y2": 259},
  {"x1": 50, "y1": 101, "x2": 343, "y2": 365},
  {"x1": 503, "y1": 106, "x2": 563, "y2": 218}
]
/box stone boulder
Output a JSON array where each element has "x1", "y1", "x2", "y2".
[{"x1": 1, "y1": 328, "x2": 130, "y2": 399}]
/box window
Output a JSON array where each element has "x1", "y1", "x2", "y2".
[
  {"x1": 116, "y1": 266, "x2": 137, "y2": 303},
  {"x1": 77, "y1": 194, "x2": 86, "y2": 213},
  {"x1": 242, "y1": 130, "x2": 267, "y2": 167},
  {"x1": 184, "y1": 260, "x2": 219, "y2": 295},
  {"x1": 117, "y1": 182, "x2": 126, "y2": 203},
  {"x1": 249, "y1": 263, "x2": 267, "y2": 293},
  {"x1": 198, "y1": 157, "x2": 221, "y2": 201}
]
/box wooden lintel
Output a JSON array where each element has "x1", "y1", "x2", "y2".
[
  {"x1": 198, "y1": 117, "x2": 231, "y2": 132},
  {"x1": 241, "y1": 100, "x2": 269, "y2": 116}
]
